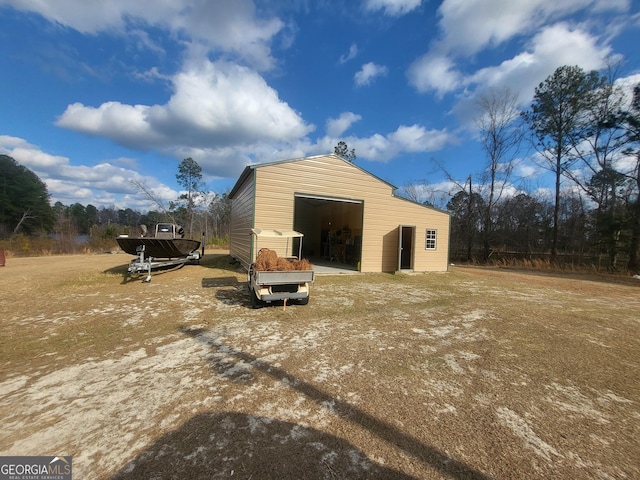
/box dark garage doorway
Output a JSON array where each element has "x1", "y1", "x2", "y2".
[{"x1": 293, "y1": 194, "x2": 363, "y2": 270}]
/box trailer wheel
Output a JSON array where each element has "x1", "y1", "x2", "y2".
[{"x1": 298, "y1": 296, "x2": 309, "y2": 305}]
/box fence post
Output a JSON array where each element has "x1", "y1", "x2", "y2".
[{"x1": 0, "y1": 249, "x2": 5, "y2": 266}]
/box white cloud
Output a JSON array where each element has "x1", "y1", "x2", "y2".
[
  {"x1": 517, "y1": 164, "x2": 540, "y2": 179},
  {"x1": 133, "y1": 66, "x2": 171, "y2": 83},
  {"x1": 0, "y1": 136, "x2": 69, "y2": 171},
  {"x1": 326, "y1": 112, "x2": 362, "y2": 137},
  {"x1": 364, "y1": 0, "x2": 423, "y2": 16},
  {"x1": 409, "y1": 0, "x2": 631, "y2": 97},
  {"x1": 354, "y1": 62, "x2": 388, "y2": 87},
  {"x1": 339, "y1": 124, "x2": 455, "y2": 162},
  {"x1": 56, "y1": 58, "x2": 314, "y2": 154},
  {"x1": 616, "y1": 72, "x2": 640, "y2": 107},
  {"x1": 449, "y1": 23, "x2": 616, "y2": 126},
  {"x1": 128, "y1": 29, "x2": 166, "y2": 57},
  {"x1": 0, "y1": 135, "x2": 177, "y2": 208},
  {"x1": 57, "y1": 102, "x2": 160, "y2": 148},
  {"x1": 338, "y1": 43, "x2": 359, "y2": 64},
  {"x1": 218, "y1": 123, "x2": 455, "y2": 167},
  {"x1": 1, "y1": 0, "x2": 285, "y2": 70},
  {"x1": 407, "y1": 53, "x2": 462, "y2": 95},
  {"x1": 484, "y1": 25, "x2": 608, "y2": 95},
  {"x1": 170, "y1": 2, "x2": 284, "y2": 71},
  {"x1": 398, "y1": 179, "x2": 460, "y2": 208},
  {"x1": 388, "y1": 125, "x2": 452, "y2": 153},
  {"x1": 436, "y1": 0, "x2": 627, "y2": 56}
]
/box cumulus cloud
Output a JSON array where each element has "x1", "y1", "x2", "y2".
[
  {"x1": 407, "y1": 53, "x2": 462, "y2": 96},
  {"x1": 326, "y1": 112, "x2": 362, "y2": 137},
  {"x1": 0, "y1": 135, "x2": 70, "y2": 171},
  {"x1": 470, "y1": 24, "x2": 613, "y2": 98},
  {"x1": 388, "y1": 125, "x2": 452, "y2": 153},
  {"x1": 449, "y1": 23, "x2": 616, "y2": 128},
  {"x1": 364, "y1": 0, "x2": 423, "y2": 16},
  {"x1": 1, "y1": 0, "x2": 284, "y2": 70},
  {"x1": 56, "y1": 58, "x2": 314, "y2": 154},
  {"x1": 436, "y1": 0, "x2": 626, "y2": 56},
  {"x1": 0, "y1": 135, "x2": 177, "y2": 208},
  {"x1": 56, "y1": 102, "x2": 159, "y2": 148},
  {"x1": 354, "y1": 62, "x2": 388, "y2": 87},
  {"x1": 203, "y1": 122, "x2": 455, "y2": 168},
  {"x1": 408, "y1": 0, "x2": 631, "y2": 97},
  {"x1": 337, "y1": 124, "x2": 455, "y2": 162},
  {"x1": 170, "y1": 1, "x2": 284, "y2": 71}
]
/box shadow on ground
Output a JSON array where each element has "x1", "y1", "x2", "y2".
[
  {"x1": 201, "y1": 276, "x2": 241, "y2": 288},
  {"x1": 103, "y1": 252, "x2": 242, "y2": 284},
  {"x1": 155, "y1": 326, "x2": 495, "y2": 480},
  {"x1": 104, "y1": 261, "x2": 189, "y2": 284},
  {"x1": 110, "y1": 411, "x2": 418, "y2": 479},
  {"x1": 199, "y1": 252, "x2": 245, "y2": 274}
]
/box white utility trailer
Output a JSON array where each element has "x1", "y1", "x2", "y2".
[{"x1": 248, "y1": 229, "x2": 315, "y2": 308}]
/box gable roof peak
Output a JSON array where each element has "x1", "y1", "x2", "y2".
[{"x1": 229, "y1": 152, "x2": 397, "y2": 198}]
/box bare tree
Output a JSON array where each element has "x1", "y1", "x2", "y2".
[
  {"x1": 475, "y1": 87, "x2": 525, "y2": 260},
  {"x1": 400, "y1": 182, "x2": 422, "y2": 203},
  {"x1": 130, "y1": 179, "x2": 176, "y2": 224},
  {"x1": 446, "y1": 176, "x2": 485, "y2": 261},
  {"x1": 13, "y1": 210, "x2": 34, "y2": 234}
]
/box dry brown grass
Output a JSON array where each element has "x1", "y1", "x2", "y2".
[
  {"x1": 482, "y1": 255, "x2": 635, "y2": 276},
  {"x1": 0, "y1": 253, "x2": 638, "y2": 479}
]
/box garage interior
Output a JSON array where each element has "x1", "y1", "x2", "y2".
[{"x1": 293, "y1": 194, "x2": 363, "y2": 271}]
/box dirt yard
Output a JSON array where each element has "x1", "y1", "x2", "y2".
[{"x1": 0, "y1": 252, "x2": 638, "y2": 479}]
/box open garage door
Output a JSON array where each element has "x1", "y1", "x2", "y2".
[{"x1": 293, "y1": 194, "x2": 363, "y2": 270}]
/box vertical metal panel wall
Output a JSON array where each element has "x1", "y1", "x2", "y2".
[
  {"x1": 246, "y1": 154, "x2": 450, "y2": 273},
  {"x1": 229, "y1": 171, "x2": 255, "y2": 269}
]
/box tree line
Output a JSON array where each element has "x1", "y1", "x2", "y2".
[
  {"x1": 404, "y1": 65, "x2": 639, "y2": 273},
  {"x1": 0, "y1": 155, "x2": 231, "y2": 252}
]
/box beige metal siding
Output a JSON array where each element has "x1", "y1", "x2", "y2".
[
  {"x1": 229, "y1": 172, "x2": 255, "y2": 268},
  {"x1": 385, "y1": 197, "x2": 451, "y2": 272},
  {"x1": 363, "y1": 191, "x2": 449, "y2": 273},
  {"x1": 251, "y1": 155, "x2": 450, "y2": 273},
  {"x1": 251, "y1": 235, "x2": 299, "y2": 259}
]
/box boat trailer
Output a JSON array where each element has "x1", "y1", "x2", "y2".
[{"x1": 127, "y1": 244, "x2": 201, "y2": 282}]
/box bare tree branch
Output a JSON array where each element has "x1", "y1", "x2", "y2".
[
  {"x1": 13, "y1": 210, "x2": 34, "y2": 234},
  {"x1": 129, "y1": 179, "x2": 176, "y2": 224}
]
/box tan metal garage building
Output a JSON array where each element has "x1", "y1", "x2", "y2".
[{"x1": 229, "y1": 154, "x2": 450, "y2": 273}]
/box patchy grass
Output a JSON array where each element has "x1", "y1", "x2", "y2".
[{"x1": 0, "y1": 253, "x2": 638, "y2": 479}]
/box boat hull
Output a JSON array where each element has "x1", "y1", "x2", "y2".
[{"x1": 117, "y1": 237, "x2": 201, "y2": 258}]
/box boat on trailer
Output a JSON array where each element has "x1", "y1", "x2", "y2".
[{"x1": 117, "y1": 223, "x2": 203, "y2": 282}]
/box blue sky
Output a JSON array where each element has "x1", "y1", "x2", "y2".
[{"x1": 1, "y1": 0, "x2": 639, "y2": 211}]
